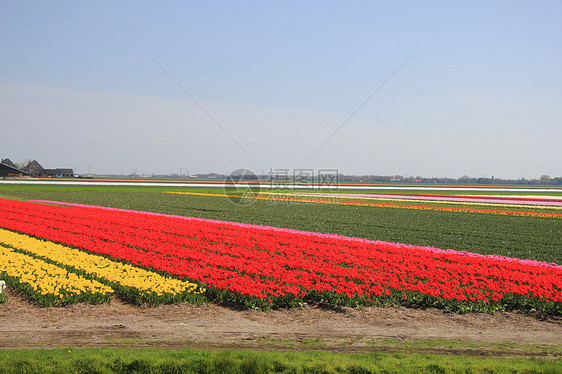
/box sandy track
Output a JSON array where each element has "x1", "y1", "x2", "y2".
[{"x1": 1, "y1": 288, "x2": 560, "y2": 357}]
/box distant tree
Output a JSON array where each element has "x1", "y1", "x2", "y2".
[
  {"x1": 458, "y1": 175, "x2": 475, "y2": 184},
  {"x1": 540, "y1": 175, "x2": 551, "y2": 184},
  {"x1": 15, "y1": 159, "x2": 32, "y2": 170}
]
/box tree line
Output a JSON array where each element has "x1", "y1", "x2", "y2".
[{"x1": 339, "y1": 174, "x2": 562, "y2": 185}]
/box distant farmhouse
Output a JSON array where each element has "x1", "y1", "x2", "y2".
[
  {"x1": 23, "y1": 160, "x2": 45, "y2": 176},
  {"x1": 0, "y1": 158, "x2": 28, "y2": 177},
  {"x1": 23, "y1": 160, "x2": 74, "y2": 177},
  {"x1": 44, "y1": 168, "x2": 74, "y2": 178},
  {"x1": 1, "y1": 158, "x2": 74, "y2": 178}
]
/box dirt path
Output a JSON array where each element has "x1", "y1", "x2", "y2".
[{"x1": 1, "y1": 288, "x2": 561, "y2": 357}]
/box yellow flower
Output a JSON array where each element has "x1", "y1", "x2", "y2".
[
  {"x1": 0, "y1": 243, "x2": 112, "y2": 301},
  {"x1": 0, "y1": 229, "x2": 204, "y2": 302}
]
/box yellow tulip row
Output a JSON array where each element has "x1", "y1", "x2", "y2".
[
  {"x1": 0, "y1": 229, "x2": 204, "y2": 304},
  {"x1": 0, "y1": 243, "x2": 112, "y2": 306}
]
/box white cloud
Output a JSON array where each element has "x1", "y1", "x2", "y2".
[{"x1": 84, "y1": 133, "x2": 105, "y2": 142}]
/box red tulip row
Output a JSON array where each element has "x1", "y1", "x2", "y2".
[{"x1": 0, "y1": 198, "x2": 560, "y2": 313}]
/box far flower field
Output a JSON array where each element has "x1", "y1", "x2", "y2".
[{"x1": 0, "y1": 182, "x2": 560, "y2": 315}]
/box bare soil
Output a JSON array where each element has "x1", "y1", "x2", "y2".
[{"x1": 1, "y1": 287, "x2": 561, "y2": 358}]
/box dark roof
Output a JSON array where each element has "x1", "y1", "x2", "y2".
[
  {"x1": 0, "y1": 163, "x2": 28, "y2": 177},
  {"x1": 45, "y1": 168, "x2": 74, "y2": 176},
  {"x1": 1, "y1": 158, "x2": 16, "y2": 168},
  {"x1": 23, "y1": 160, "x2": 45, "y2": 175}
]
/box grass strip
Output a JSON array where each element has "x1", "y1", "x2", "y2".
[{"x1": 0, "y1": 348, "x2": 560, "y2": 374}]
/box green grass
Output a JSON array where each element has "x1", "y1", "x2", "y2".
[
  {"x1": 0, "y1": 348, "x2": 560, "y2": 374},
  {"x1": 0, "y1": 184, "x2": 561, "y2": 264}
]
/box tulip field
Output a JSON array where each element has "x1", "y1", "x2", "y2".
[
  {"x1": 0, "y1": 191, "x2": 560, "y2": 314},
  {"x1": 0, "y1": 227, "x2": 204, "y2": 306}
]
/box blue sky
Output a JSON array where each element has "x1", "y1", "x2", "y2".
[{"x1": 1, "y1": 1, "x2": 561, "y2": 178}]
